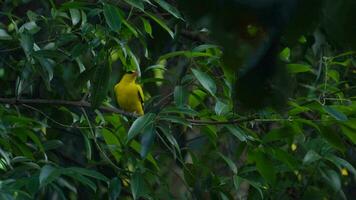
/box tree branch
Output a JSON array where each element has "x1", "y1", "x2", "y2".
[
  {"x1": 0, "y1": 98, "x2": 257, "y2": 125},
  {"x1": 0, "y1": 97, "x2": 138, "y2": 117}
]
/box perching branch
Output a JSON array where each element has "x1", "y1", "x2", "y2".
[
  {"x1": 0, "y1": 97, "x2": 258, "y2": 125},
  {"x1": 0, "y1": 97, "x2": 138, "y2": 117}
]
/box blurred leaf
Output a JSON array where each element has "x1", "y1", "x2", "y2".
[
  {"x1": 320, "y1": 169, "x2": 341, "y2": 191},
  {"x1": 109, "y1": 177, "x2": 122, "y2": 200},
  {"x1": 69, "y1": 9, "x2": 81, "y2": 25},
  {"x1": 217, "y1": 152, "x2": 237, "y2": 174},
  {"x1": 65, "y1": 167, "x2": 109, "y2": 182},
  {"x1": 192, "y1": 68, "x2": 216, "y2": 96},
  {"x1": 161, "y1": 106, "x2": 198, "y2": 116},
  {"x1": 233, "y1": 175, "x2": 263, "y2": 200},
  {"x1": 127, "y1": 113, "x2": 156, "y2": 142},
  {"x1": 141, "y1": 17, "x2": 153, "y2": 38},
  {"x1": 325, "y1": 155, "x2": 356, "y2": 177},
  {"x1": 287, "y1": 63, "x2": 312, "y2": 73},
  {"x1": 303, "y1": 150, "x2": 321, "y2": 165},
  {"x1": 153, "y1": 0, "x2": 183, "y2": 19},
  {"x1": 279, "y1": 47, "x2": 290, "y2": 62},
  {"x1": 145, "y1": 12, "x2": 174, "y2": 38},
  {"x1": 323, "y1": 106, "x2": 348, "y2": 121},
  {"x1": 0, "y1": 29, "x2": 12, "y2": 40},
  {"x1": 131, "y1": 171, "x2": 146, "y2": 200},
  {"x1": 39, "y1": 165, "x2": 60, "y2": 187},
  {"x1": 226, "y1": 125, "x2": 247, "y2": 142},
  {"x1": 140, "y1": 124, "x2": 155, "y2": 158},
  {"x1": 124, "y1": 0, "x2": 145, "y2": 11},
  {"x1": 174, "y1": 85, "x2": 187, "y2": 107},
  {"x1": 320, "y1": 126, "x2": 346, "y2": 152},
  {"x1": 215, "y1": 100, "x2": 230, "y2": 115},
  {"x1": 103, "y1": 3, "x2": 122, "y2": 32},
  {"x1": 101, "y1": 128, "x2": 122, "y2": 161},
  {"x1": 340, "y1": 121, "x2": 356, "y2": 144},
  {"x1": 159, "y1": 115, "x2": 191, "y2": 127},
  {"x1": 19, "y1": 22, "x2": 40, "y2": 34},
  {"x1": 248, "y1": 150, "x2": 276, "y2": 185}
]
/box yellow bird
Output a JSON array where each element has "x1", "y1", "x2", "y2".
[{"x1": 114, "y1": 71, "x2": 144, "y2": 115}]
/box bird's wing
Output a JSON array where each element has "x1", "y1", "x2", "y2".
[{"x1": 136, "y1": 84, "x2": 144, "y2": 104}]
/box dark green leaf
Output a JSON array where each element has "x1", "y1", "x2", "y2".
[
  {"x1": 191, "y1": 68, "x2": 216, "y2": 96},
  {"x1": 109, "y1": 177, "x2": 122, "y2": 200},
  {"x1": 103, "y1": 4, "x2": 122, "y2": 32},
  {"x1": 248, "y1": 150, "x2": 276, "y2": 185},
  {"x1": 217, "y1": 152, "x2": 237, "y2": 174},
  {"x1": 324, "y1": 106, "x2": 348, "y2": 121},
  {"x1": 145, "y1": 12, "x2": 174, "y2": 38},
  {"x1": 127, "y1": 113, "x2": 156, "y2": 142},
  {"x1": 303, "y1": 150, "x2": 321, "y2": 165},
  {"x1": 287, "y1": 63, "x2": 312, "y2": 73},
  {"x1": 226, "y1": 125, "x2": 247, "y2": 142},
  {"x1": 101, "y1": 128, "x2": 122, "y2": 162},
  {"x1": 39, "y1": 165, "x2": 61, "y2": 187},
  {"x1": 153, "y1": 0, "x2": 183, "y2": 19},
  {"x1": 140, "y1": 124, "x2": 155, "y2": 158},
  {"x1": 124, "y1": 0, "x2": 144, "y2": 11}
]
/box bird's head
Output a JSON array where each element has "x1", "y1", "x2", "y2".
[{"x1": 121, "y1": 70, "x2": 138, "y2": 82}]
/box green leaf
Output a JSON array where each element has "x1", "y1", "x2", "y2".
[
  {"x1": 140, "y1": 124, "x2": 155, "y2": 158},
  {"x1": 279, "y1": 47, "x2": 290, "y2": 62},
  {"x1": 141, "y1": 17, "x2": 153, "y2": 38},
  {"x1": 325, "y1": 155, "x2": 356, "y2": 177},
  {"x1": 174, "y1": 86, "x2": 187, "y2": 107},
  {"x1": 124, "y1": 0, "x2": 144, "y2": 11},
  {"x1": 233, "y1": 175, "x2": 263, "y2": 199},
  {"x1": 303, "y1": 150, "x2": 321, "y2": 165},
  {"x1": 69, "y1": 9, "x2": 81, "y2": 25},
  {"x1": 159, "y1": 115, "x2": 191, "y2": 127},
  {"x1": 0, "y1": 29, "x2": 12, "y2": 40},
  {"x1": 324, "y1": 106, "x2": 348, "y2": 121},
  {"x1": 90, "y1": 52, "x2": 111, "y2": 108},
  {"x1": 320, "y1": 126, "x2": 346, "y2": 152},
  {"x1": 161, "y1": 106, "x2": 198, "y2": 116},
  {"x1": 145, "y1": 12, "x2": 174, "y2": 38},
  {"x1": 153, "y1": 0, "x2": 183, "y2": 19},
  {"x1": 320, "y1": 169, "x2": 341, "y2": 191},
  {"x1": 65, "y1": 173, "x2": 97, "y2": 192},
  {"x1": 103, "y1": 3, "x2": 122, "y2": 32},
  {"x1": 226, "y1": 125, "x2": 247, "y2": 142},
  {"x1": 19, "y1": 22, "x2": 40, "y2": 34},
  {"x1": 217, "y1": 152, "x2": 237, "y2": 174},
  {"x1": 39, "y1": 165, "x2": 61, "y2": 187},
  {"x1": 26, "y1": 131, "x2": 44, "y2": 152},
  {"x1": 287, "y1": 63, "x2": 312, "y2": 73},
  {"x1": 131, "y1": 171, "x2": 146, "y2": 200},
  {"x1": 191, "y1": 68, "x2": 216, "y2": 96},
  {"x1": 101, "y1": 128, "x2": 122, "y2": 162},
  {"x1": 340, "y1": 122, "x2": 356, "y2": 144},
  {"x1": 248, "y1": 150, "x2": 276, "y2": 185},
  {"x1": 65, "y1": 167, "x2": 109, "y2": 182},
  {"x1": 127, "y1": 113, "x2": 156, "y2": 142},
  {"x1": 109, "y1": 177, "x2": 122, "y2": 200},
  {"x1": 215, "y1": 100, "x2": 230, "y2": 116}
]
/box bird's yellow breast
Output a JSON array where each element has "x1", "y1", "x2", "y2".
[{"x1": 114, "y1": 81, "x2": 144, "y2": 115}]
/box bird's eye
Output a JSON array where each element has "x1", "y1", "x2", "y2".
[{"x1": 127, "y1": 71, "x2": 134, "y2": 74}]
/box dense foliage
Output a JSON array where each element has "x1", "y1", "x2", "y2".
[{"x1": 0, "y1": 0, "x2": 355, "y2": 199}]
